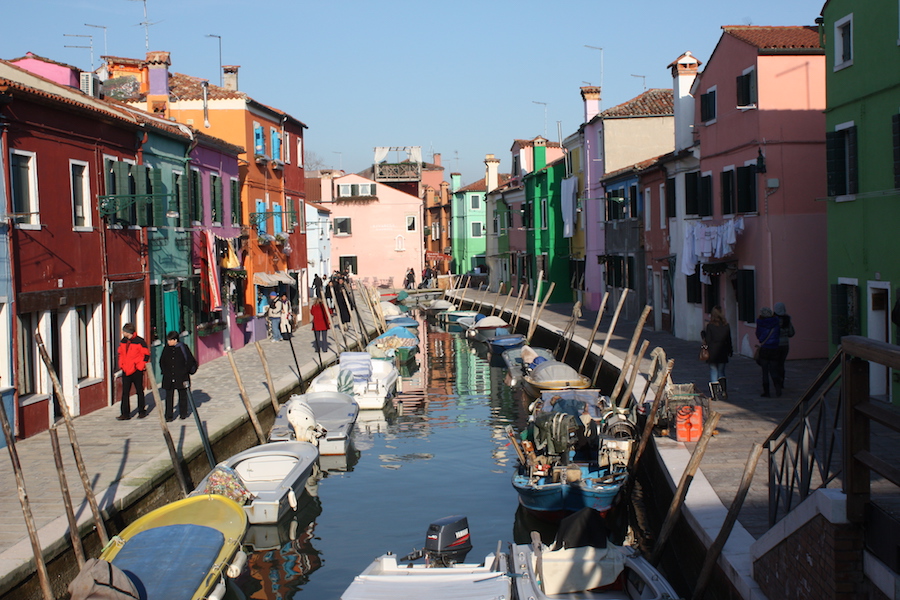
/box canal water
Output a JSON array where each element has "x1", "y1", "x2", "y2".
[{"x1": 227, "y1": 312, "x2": 544, "y2": 600}]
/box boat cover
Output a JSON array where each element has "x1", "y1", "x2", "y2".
[
  {"x1": 340, "y1": 353, "x2": 373, "y2": 383},
  {"x1": 553, "y1": 507, "x2": 609, "y2": 550},
  {"x1": 532, "y1": 412, "x2": 577, "y2": 455},
  {"x1": 68, "y1": 558, "x2": 139, "y2": 600},
  {"x1": 529, "y1": 360, "x2": 580, "y2": 383},
  {"x1": 112, "y1": 524, "x2": 224, "y2": 600},
  {"x1": 474, "y1": 316, "x2": 507, "y2": 328}
]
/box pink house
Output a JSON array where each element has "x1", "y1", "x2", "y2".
[
  {"x1": 316, "y1": 171, "x2": 424, "y2": 288},
  {"x1": 688, "y1": 26, "x2": 827, "y2": 359}
]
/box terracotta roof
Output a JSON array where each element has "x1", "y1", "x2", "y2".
[
  {"x1": 600, "y1": 88, "x2": 673, "y2": 119},
  {"x1": 512, "y1": 138, "x2": 562, "y2": 148},
  {"x1": 600, "y1": 153, "x2": 669, "y2": 182},
  {"x1": 457, "y1": 173, "x2": 512, "y2": 193},
  {"x1": 722, "y1": 25, "x2": 822, "y2": 52}
]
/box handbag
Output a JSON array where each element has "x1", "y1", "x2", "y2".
[{"x1": 699, "y1": 344, "x2": 710, "y2": 362}]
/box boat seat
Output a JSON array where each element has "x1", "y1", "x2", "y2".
[
  {"x1": 339, "y1": 352, "x2": 373, "y2": 383},
  {"x1": 112, "y1": 524, "x2": 224, "y2": 600},
  {"x1": 539, "y1": 545, "x2": 626, "y2": 595}
]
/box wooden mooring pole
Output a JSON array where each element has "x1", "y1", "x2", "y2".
[
  {"x1": 590, "y1": 289, "x2": 629, "y2": 387},
  {"x1": 49, "y1": 424, "x2": 86, "y2": 568},
  {"x1": 578, "y1": 292, "x2": 609, "y2": 375},
  {"x1": 147, "y1": 369, "x2": 192, "y2": 497},
  {"x1": 255, "y1": 341, "x2": 281, "y2": 412},
  {"x1": 226, "y1": 350, "x2": 267, "y2": 444}
]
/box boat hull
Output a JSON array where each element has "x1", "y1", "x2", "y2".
[
  {"x1": 269, "y1": 392, "x2": 359, "y2": 456},
  {"x1": 309, "y1": 359, "x2": 399, "y2": 410},
  {"x1": 512, "y1": 465, "x2": 626, "y2": 521}
]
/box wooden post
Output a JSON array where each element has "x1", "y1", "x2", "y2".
[
  {"x1": 526, "y1": 271, "x2": 544, "y2": 339},
  {"x1": 489, "y1": 283, "x2": 505, "y2": 316},
  {"x1": 527, "y1": 281, "x2": 555, "y2": 344},
  {"x1": 255, "y1": 342, "x2": 281, "y2": 413},
  {"x1": 341, "y1": 286, "x2": 363, "y2": 342},
  {"x1": 608, "y1": 305, "x2": 652, "y2": 401},
  {"x1": 34, "y1": 333, "x2": 109, "y2": 546},
  {"x1": 457, "y1": 276, "x2": 472, "y2": 308},
  {"x1": 0, "y1": 398, "x2": 54, "y2": 600},
  {"x1": 226, "y1": 350, "x2": 267, "y2": 444},
  {"x1": 578, "y1": 292, "x2": 609, "y2": 374},
  {"x1": 556, "y1": 301, "x2": 582, "y2": 361},
  {"x1": 590, "y1": 290, "x2": 629, "y2": 387},
  {"x1": 649, "y1": 410, "x2": 722, "y2": 566},
  {"x1": 49, "y1": 424, "x2": 85, "y2": 568},
  {"x1": 512, "y1": 284, "x2": 529, "y2": 331},
  {"x1": 692, "y1": 443, "x2": 764, "y2": 600},
  {"x1": 618, "y1": 339, "x2": 650, "y2": 409},
  {"x1": 360, "y1": 284, "x2": 384, "y2": 334},
  {"x1": 498, "y1": 284, "x2": 516, "y2": 319},
  {"x1": 146, "y1": 369, "x2": 191, "y2": 497}
]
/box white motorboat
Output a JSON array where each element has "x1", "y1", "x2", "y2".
[
  {"x1": 511, "y1": 508, "x2": 681, "y2": 599},
  {"x1": 341, "y1": 516, "x2": 513, "y2": 600},
  {"x1": 308, "y1": 352, "x2": 399, "y2": 410},
  {"x1": 269, "y1": 391, "x2": 359, "y2": 456},
  {"x1": 194, "y1": 441, "x2": 319, "y2": 525}
]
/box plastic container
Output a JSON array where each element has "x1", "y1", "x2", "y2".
[{"x1": 675, "y1": 405, "x2": 703, "y2": 442}]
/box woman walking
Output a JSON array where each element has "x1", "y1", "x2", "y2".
[
  {"x1": 773, "y1": 302, "x2": 795, "y2": 388},
  {"x1": 702, "y1": 305, "x2": 733, "y2": 400},
  {"x1": 755, "y1": 307, "x2": 782, "y2": 397},
  {"x1": 158, "y1": 331, "x2": 196, "y2": 421},
  {"x1": 310, "y1": 296, "x2": 331, "y2": 352}
]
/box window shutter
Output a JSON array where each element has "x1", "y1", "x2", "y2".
[
  {"x1": 846, "y1": 126, "x2": 858, "y2": 195},
  {"x1": 257, "y1": 200, "x2": 267, "y2": 235},
  {"x1": 893, "y1": 114, "x2": 900, "y2": 189},
  {"x1": 826, "y1": 131, "x2": 844, "y2": 197},
  {"x1": 737, "y1": 269, "x2": 755, "y2": 323},
  {"x1": 665, "y1": 177, "x2": 676, "y2": 218},
  {"x1": 231, "y1": 179, "x2": 241, "y2": 225},
  {"x1": 177, "y1": 173, "x2": 190, "y2": 228},
  {"x1": 736, "y1": 74, "x2": 748, "y2": 106},
  {"x1": 721, "y1": 170, "x2": 735, "y2": 214},
  {"x1": 254, "y1": 124, "x2": 264, "y2": 155},
  {"x1": 191, "y1": 170, "x2": 203, "y2": 224},
  {"x1": 132, "y1": 164, "x2": 148, "y2": 226},
  {"x1": 151, "y1": 168, "x2": 165, "y2": 226},
  {"x1": 736, "y1": 166, "x2": 757, "y2": 213},
  {"x1": 699, "y1": 175, "x2": 713, "y2": 217},
  {"x1": 685, "y1": 172, "x2": 699, "y2": 215},
  {"x1": 113, "y1": 161, "x2": 131, "y2": 224}
]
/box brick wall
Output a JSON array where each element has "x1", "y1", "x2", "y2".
[{"x1": 754, "y1": 514, "x2": 864, "y2": 599}]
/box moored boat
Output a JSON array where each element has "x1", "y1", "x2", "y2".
[
  {"x1": 511, "y1": 508, "x2": 681, "y2": 599},
  {"x1": 309, "y1": 352, "x2": 399, "y2": 410},
  {"x1": 194, "y1": 441, "x2": 319, "y2": 524},
  {"x1": 423, "y1": 298, "x2": 455, "y2": 314},
  {"x1": 436, "y1": 309, "x2": 480, "y2": 324},
  {"x1": 366, "y1": 325, "x2": 419, "y2": 361},
  {"x1": 341, "y1": 515, "x2": 512, "y2": 600},
  {"x1": 522, "y1": 359, "x2": 592, "y2": 399},
  {"x1": 81, "y1": 494, "x2": 248, "y2": 600},
  {"x1": 269, "y1": 391, "x2": 359, "y2": 456},
  {"x1": 487, "y1": 332, "x2": 526, "y2": 355},
  {"x1": 502, "y1": 345, "x2": 555, "y2": 387}
]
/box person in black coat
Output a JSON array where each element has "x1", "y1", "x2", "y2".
[
  {"x1": 702, "y1": 305, "x2": 733, "y2": 400},
  {"x1": 158, "y1": 331, "x2": 196, "y2": 420}
]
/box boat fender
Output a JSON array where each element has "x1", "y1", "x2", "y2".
[
  {"x1": 226, "y1": 550, "x2": 247, "y2": 578},
  {"x1": 289, "y1": 518, "x2": 299, "y2": 541},
  {"x1": 288, "y1": 488, "x2": 298, "y2": 511},
  {"x1": 207, "y1": 579, "x2": 227, "y2": 600}
]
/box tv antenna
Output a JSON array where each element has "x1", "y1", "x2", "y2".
[{"x1": 128, "y1": 0, "x2": 162, "y2": 51}]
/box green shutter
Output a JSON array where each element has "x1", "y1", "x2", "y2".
[
  {"x1": 846, "y1": 126, "x2": 858, "y2": 195},
  {"x1": 113, "y1": 161, "x2": 131, "y2": 224},
  {"x1": 151, "y1": 168, "x2": 165, "y2": 226}
]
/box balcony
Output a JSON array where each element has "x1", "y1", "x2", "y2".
[{"x1": 374, "y1": 162, "x2": 421, "y2": 182}]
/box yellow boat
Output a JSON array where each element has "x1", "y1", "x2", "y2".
[{"x1": 99, "y1": 494, "x2": 248, "y2": 600}]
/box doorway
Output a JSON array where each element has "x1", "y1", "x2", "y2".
[{"x1": 867, "y1": 283, "x2": 891, "y2": 401}]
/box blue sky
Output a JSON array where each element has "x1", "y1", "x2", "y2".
[{"x1": 2, "y1": 0, "x2": 824, "y2": 184}]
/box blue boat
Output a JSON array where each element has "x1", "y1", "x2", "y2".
[
  {"x1": 384, "y1": 316, "x2": 418, "y2": 329},
  {"x1": 366, "y1": 326, "x2": 419, "y2": 360},
  {"x1": 487, "y1": 333, "x2": 526, "y2": 355}
]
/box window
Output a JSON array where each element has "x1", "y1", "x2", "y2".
[
  {"x1": 629, "y1": 185, "x2": 639, "y2": 219},
  {"x1": 471, "y1": 222, "x2": 484, "y2": 237},
  {"x1": 698, "y1": 174, "x2": 713, "y2": 217},
  {"x1": 395, "y1": 235, "x2": 405, "y2": 251},
  {"x1": 684, "y1": 172, "x2": 700, "y2": 215},
  {"x1": 334, "y1": 217, "x2": 351, "y2": 236},
  {"x1": 230, "y1": 178, "x2": 241, "y2": 225},
  {"x1": 71, "y1": 160, "x2": 91, "y2": 228},
  {"x1": 736, "y1": 165, "x2": 758, "y2": 212},
  {"x1": 16, "y1": 312, "x2": 40, "y2": 396},
  {"x1": 826, "y1": 124, "x2": 858, "y2": 198},
  {"x1": 253, "y1": 122, "x2": 265, "y2": 156},
  {"x1": 273, "y1": 204, "x2": 283, "y2": 234},
  {"x1": 834, "y1": 14, "x2": 853, "y2": 70},
  {"x1": 256, "y1": 200, "x2": 267, "y2": 235},
  {"x1": 540, "y1": 198, "x2": 548, "y2": 229},
  {"x1": 661, "y1": 267, "x2": 671, "y2": 313},
  {"x1": 190, "y1": 169, "x2": 203, "y2": 224},
  {"x1": 830, "y1": 281, "x2": 860, "y2": 344},
  {"x1": 605, "y1": 255, "x2": 635, "y2": 289},
  {"x1": 606, "y1": 189, "x2": 625, "y2": 221},
  {"x1": 736, "y1": 68, "x2": 757, "y2": 107},
  {"x1": 406, "y1": 216, "x2": 417, "y2": 232},
  {"x1": 736, "y1": 269, "x2": 756, "y2": 323},
  {"x1": 665, "y1": 177, "x2": 676, "y2": 221},
  {"x1": 644, "y1": 187, "x2": 652, "y2": 231},
  {"x1": 471, "y1": 195, "x2": 481, "y2": 210},
  {"x1": 10, "y1": 150, "x2": 39, "y2": 226},
  {"x1": 721, "y1": 169, "x2": 736, "y2": 215},
  {"x1": 700, "y1": 87, "x2": 717, "y2": 123},
  {"x1": 658, "y1": 183, "x2": 667, "y2": 229},
  {"x1": 297, "y1": 138, "x2": 304, "y2": 168},
  {"x1": 686, "y1": 268, "x2": 702, "y2": 304},
  {"x1": 282, "y1": 132, "x2": 291, "y2": 164},
  {"x1": 432, "y1": 222, "x2": 440, "y2": 240},
  {"x1": 339, "y1": 256, "x2": 358, "y2": 275},
  {"x1": 210, "y1": 173, "x2": 223, "y2": 224},
  {"x1": 337, "y1": 183, "x2": 375, "y2": 197},
  {"x1": 703, "y1": 275, "x2": 720, "y2": 314}
]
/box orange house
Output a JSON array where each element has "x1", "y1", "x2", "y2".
[{"x1": 103, "y1": 53, "x2": 310, "y2": 327}]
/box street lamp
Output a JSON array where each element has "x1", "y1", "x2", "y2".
[{"x1": 206, "y1": 34, "x2": 222, "y2": 86}]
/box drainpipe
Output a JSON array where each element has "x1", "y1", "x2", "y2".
[{"x1": 0, "y1": 109, "x2": 19, "y2": 434}]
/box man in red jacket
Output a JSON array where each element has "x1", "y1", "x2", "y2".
[{"x1": 117, "y1": 323, "x2": 150, "y2": 420}]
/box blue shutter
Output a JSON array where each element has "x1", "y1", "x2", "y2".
[
  {"x1": 257, "y1": 200, "x2": 267, "y2": 235},
  {"x1": 272, "y1": 130, "x2": 281, "y2": 161},
  {"x1": 254, "y1": 125, "x2": 264, "y2": 156},
  {"x1": 273, "y1": 204, "x2": 283, "y2": 233}
]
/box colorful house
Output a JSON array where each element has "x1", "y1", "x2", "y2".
[
  {"x1": 821, "y1": 0, "x2": 900, "y2": 402},
  {"x1": 686, "y1": 26, "x2": 827, "y2": 359},
  {"x1": 450, "y1": 172, "x2": 488, "y2": 275},
  {"x1": 423, "y1": 179, "x2": 452, "y2": 279},
  {"x1": 1, "y1": 58, "x2": 146, "y2": 437}
]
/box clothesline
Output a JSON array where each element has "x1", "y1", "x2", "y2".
[{"x1": 680, "y1": 216, "x2": 745, "y2": 278}]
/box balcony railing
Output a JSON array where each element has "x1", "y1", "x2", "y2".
[{"x1": 374, "y1": 162, "x2": 421, "y2": 182}]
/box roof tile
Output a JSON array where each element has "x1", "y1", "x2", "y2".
[{"x1": 600, "y1": 88, "x2": 674, "y2": 118}]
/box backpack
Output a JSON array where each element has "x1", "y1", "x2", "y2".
[
  {"x1": 180, "y1": 344, "x2": 198, "y2": 375},
  {"x1": 68, "y1": 558, "x2": 139, "y2": 600}
]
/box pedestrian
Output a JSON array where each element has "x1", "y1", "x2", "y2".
[
  {"x1": 405, "y1": 268, "x2": 415, "y2": 290},
  {"x1": 280, "y1": 293, "x2": 294, "y2": 340},
  {"x1": 116, "y1": 323, "x2": 150, "y2": 420},
  {"x1": 773, "y1": 302, "x2": 795, "y2": 387},
  {"x1": 332, "y1": 275, "x2": 352, "y2": 328},
  {"x1": 267, "y1": 291, "x2": 284, "y2": 342},
  {"x1": 313, "y1": 273, "x2": 323, "y2": 299},
  {"x1": 158, "y1": 331, "x2": 196, "y2": 421},
  {"x1": 755, "y1": 307, "x2": 782, "y2": 397},
  {"x1": 310, "y1": 296, "x2": 331, "y2": 352},
  {"x1": 701, "y1": 305, "x2": 733, "y2": 400}
]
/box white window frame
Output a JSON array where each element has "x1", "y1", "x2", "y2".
[
  {"x1": 658, "y1": 183, "x2": 666, "y2": 230},
  {"x1": 540, "y1": 198, "x2": 548, "y2": 230},
  {"x1": 471, "y1": 221, "x2": 484, "y2": 238},
  {"x1": 406, "y1": 215, "x2": 417, "y2": 232},
  {"x1": 70, "y1": 159, "x2": 92, "y2": 230},
  {"x1": 834, "y1": 14, "x2": 854, "y2": 71},
  {"x1": 471, "y1": 195, "x2": 481, "y2": 210},
  {"x1": 0, "y1": 303, "x2": 12, "y2": 400},
  {"x1": 296, "y1": 137, "x2": 304, "y2": 168},
  {"x1": 10, "y1": 149, "x2": 40, "y2": 228},
  {"x1": 283, "y1": 131, "x2": 291, "y2": 164},
  {"x1": 75, "y1": 303, "x2": 103, "y2": 383},
  {"x1": 395, "y1": 235, "x2": 405, "y2": 251},
  {"x1": 334, "y1": 216, "x2": 351, "y2": 236}
]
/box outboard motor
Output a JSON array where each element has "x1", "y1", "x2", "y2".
[{"x1": 401, "y1": 516, "x2": 472, "y2": 567}]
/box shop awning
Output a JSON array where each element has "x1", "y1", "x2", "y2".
[{"x1": 253, "y1": 271, "x2": 297, "y2": 287}]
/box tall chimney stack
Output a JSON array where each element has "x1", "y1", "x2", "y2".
[
  {"x1": 581, "y1": 86, "x2": 601, "y2": 122},
  {"x1": 485, "y1": 154, "x2": 500, "y2": 192},
  {"x1": 223, "y1": 65, "x2": 240, "y2": 91}
]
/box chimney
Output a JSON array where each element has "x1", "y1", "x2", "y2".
[
  {"x1": 439, "y1": 180, "x2": 449, "y2": 203},
  {"x1": 581, "y1": 86, "x2": 601, "y2": 122},
  {"x1": 433, "y1": 153, "x2": 441, "y2": 167},
  {"x1": 145, "y1": 51, "x2": 171, "y2": 115},
  {"x1": 484, "y1": 154, "x2": 500, "y2": 192},
  {"x1": 223, "y1": 65, "x2": 240, "y2": 91},
  {"x1": 450, "y1": 173, "x2": 462, "y2": 193},
  {"x1": 532, "y1": 137, "x2": 547, "y2": 172},
  {"x1": 668, "y1": 52, "x2": 701, "y2": 152}
]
